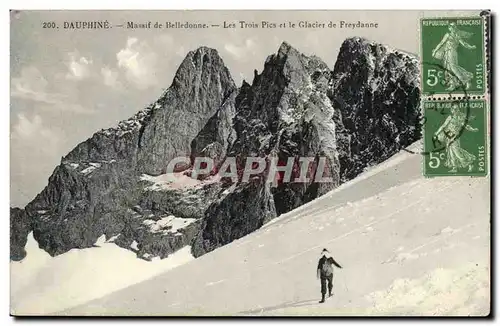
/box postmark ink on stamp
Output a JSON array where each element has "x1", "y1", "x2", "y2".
[
  {"x1": 404, "y1": 61, "x2": 471, "y2": 157},
  {"x1": 420, "y1": 17, "x2": 485, "y2": 95},
  {"x1": 423, "y1": 99, "x2": 487, "y2": 177}
]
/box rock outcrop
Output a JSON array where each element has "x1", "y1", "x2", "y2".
[
  {"x1": 330, "y1": 37, "x2": 421, "y2": 181},
  {"x1": 10, "y1": 38, "x2": 421, "y2": 261},
  {"x1": 10, "y1": 208, "x2": 32, "y2": 261}
]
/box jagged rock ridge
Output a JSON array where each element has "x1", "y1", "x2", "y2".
[
  {"x1": 191, "y1": 42, "x2": 342, "y2": 256},
  {"x1": 10, "y1": 38, "x2": 421, "y2": 261}
]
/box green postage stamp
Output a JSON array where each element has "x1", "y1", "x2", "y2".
[
  {"x1": 420, "y1": 17, "x2": 485, "y2": 95},
  {"x1": 423, "y1": 99, "x2": 488, "y2": 177}
]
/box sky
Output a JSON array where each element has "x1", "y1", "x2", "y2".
[{"x1": 10, "y1": 10, "x2": 480, "y2": 207}]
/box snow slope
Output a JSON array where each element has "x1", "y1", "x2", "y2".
[
  {"x1": 10, "y1": 234, "x2": 194, "y2": 315},
  {"x1": 56, "y1": 143, "x2": 490, "y2": 316}
]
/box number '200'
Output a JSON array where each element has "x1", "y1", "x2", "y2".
[{"x1": 42, "y1": 22, "x2": 57, "y2": 28}]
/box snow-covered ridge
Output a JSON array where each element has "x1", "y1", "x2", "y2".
[
  {"x1": 262, "y1": 141, "x2": 421, "y2": 228},
  {"x1": 142, "y1": 215, "x2": 198, "y2": 236},
  {"x1": 365, "y1": 262, "x2": 489, "y2": 316},
  {"x1": 140, "y1": 173, "x2": 202, "y2": 190},
  {"x1": 59, "y1": 144, "x2": 489, "y2": 316},
  {"x1": 80, "y1": 162, "x2": 101, "y2": 175},
  {"x1": 10, "y1": 140, "x2": 489, "y2": 316},
  {"x1": 140, "y1": 172, "x2": 221, "y2": 191},
  {"x1": 63, "y1": 160, "x2": 116, "y2": 176},
  {"x1": 10, "y1": 232, "x2": 195, "y2": 315}
]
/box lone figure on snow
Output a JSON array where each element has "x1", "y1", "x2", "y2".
[{"x1": 316, "y1": 248, "x2": 342, "y2": 303}]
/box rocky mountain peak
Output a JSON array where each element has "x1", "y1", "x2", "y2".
[
  {"x1": 178, "y1": 46, "x2": 229, "y2": 73},
  {"x1": 136, "y1": 46, "x2": 237, "y2": 174},
  {"x1": 277, "y1": 41, "x2": 296, "y2": 57},
  {"x1": 11, "y1": 38, "x2": 422, "y2": 263},
  {"x1": 169, "y1": 46, "x2": 236, "y2": 98},
  {"x1": 334, "y1": 37, "x2": 419, "y2": 82},
  {"x1": 240, "y1": 79, "x2": 251, "y2": 90},
  {"x1": 63, "y1": 46, "x2": 237, "y2": 168},
  {"x1": 266, "y1": 41, "x2": 307, "y2": 73},
  {"x1": 188, "y1": 46, "x2": 222, "y2": 60}
]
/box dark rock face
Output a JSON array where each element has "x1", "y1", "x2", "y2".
[
  {"x1": 330, "y1": 37, "x2": 421, "y2": 181},
  {"x1": 10, "y1": 208, "x2": 32, "y2": 261},
  {"x1": 232, "y1": 42, "x2": 341, "y2": 211},
  {"x1": 63, "y1": 109, "x2": 151, "y2": 167},
  {"x1": 10, "y1": 38, "x2": 421, "y2": 262},
  {"x1": 191, "y1": 43, "x2": 341, "y2": 256},
  {"x1": 190, "y1": 91, "x2": 237, "y2": 167},
  {"x1": 26, "y1": 161, "x2": 139, "y2": 256},
  {"x1": 192, "y1": 181, "x2": 276, "y2": 257},
  {"x1": 137, "y1": 48, "x2": 237, "y2": 174}
]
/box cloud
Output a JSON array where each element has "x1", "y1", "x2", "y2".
[
  {"x1": 101, "y1": 66, "x2": 121, "y2": 89},
  {"x1": 11, "y1": 113, "x2": 59, "y2": 149},
  {"x1": 66, "y1": 51, "x2": 93, "y2": 80},
  {"x1": 11, "y1": 66, "x2": 93, "y2": 114},
  {"x1": 12, "y1": 66, "x2": 47, "y2": 92},
  {"x1": 155, "y1": 34, "x2": 186, "y2": 58},
  {"x1": 224, "y1": 38, "x2": 257, "y2": 60},
  {"x1": 11, "y1": 113, "x2": 62, "y2": 208},
  {"x1": 12, "y1": 66, "x2": 66, "y2": 104},
  {"x1": 13, "y1": 113, "x2": 47, "y2": 138},
  {"x1": 155, "y1": 34, "x2": 174, "y2": 47},
  {"x1": 175, "y1": 46, "x2": 186, "y2": 58},
  {"x1": 116, "y1": 37, "x2": 158, "y2": 89}
]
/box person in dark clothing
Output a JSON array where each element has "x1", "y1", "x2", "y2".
[{"x1": 316, "y1": 248, "x2": 342, "y2": 303}]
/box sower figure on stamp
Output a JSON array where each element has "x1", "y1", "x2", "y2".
[
  {"x1": 431, "y1": 22, "x2": 476, "y2": 91},
  {"x1": 434, "y1": 103, "x2": 478, "y2": 173},
  {"x1": 316, "y1": 248, "x2": 342, "y2": 303}
]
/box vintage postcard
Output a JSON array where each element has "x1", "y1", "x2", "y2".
[{"x1": 10, "y1": 10, "x2": 491, "y2": 316}]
